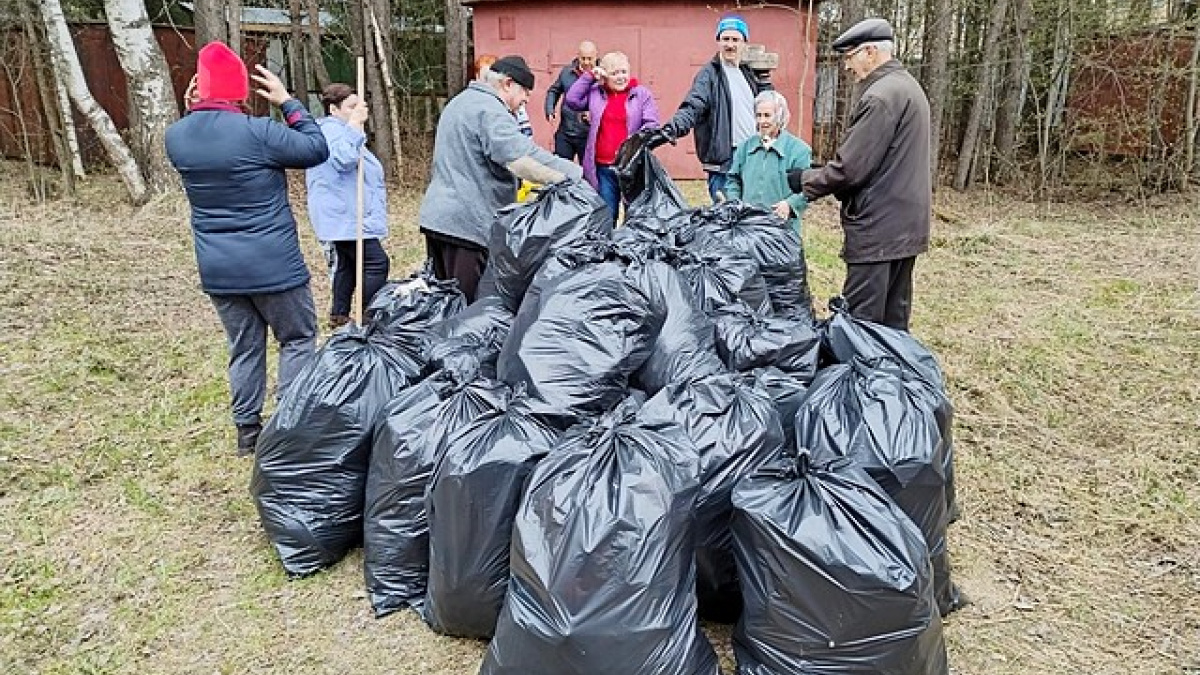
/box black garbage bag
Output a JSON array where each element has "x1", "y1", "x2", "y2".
[
  {"x1": 750, "y1": 367, "x2": 809, "y2": 450},
  {"x1": 251, "y1": 324, "x2": 420, "y2": 578},
  {"x1": 731, "y1": 452, "x2": 949, "y2": 675},
  {"x1": 428, "y1": 295, "x2": 514, "y2": 346},
  {"x1": 690, "y1": 200, "x2": 813, "y2": 321},
  {"x1": 367, "y1": 274, "x2": 467, "y2": 343},
  {"x1": 627, "y1": 258, "x2": 725, "y2": 394},
  {"x1": 363, "y1": 374, "x2": 510, "y2": 617},
  {"x1": 614, "y1": 128, "x2": 690, "y2": 226},
  {"x1": 498, "y1": 253, "x2": 659, "y2": 428},
  {"x1": 481, "y1": 181, "x2": 614, "y2": 312},
  {"x1": 481, "y1": 397, "x2": 719, "y2": 675},
  {"x1": 424, "y1": 296, "x2": 513, "y2": 383},
  {"x1": 422, "y1": 386, "x2": 559, "y2": 638},
  {"x1": 640, "y1": 372, "x2": 785, "y2": 624},
  {"x1": 797, "y1": 358, "x2": 962, "y2": 616},
  {"x1": 677, "y1": 240, "x2": 772, "y2": 314},
  {"x1": 713, "y1": 302, "x2": 820, "y2": 382},
  {"x1": 820, "y1": 298, "x2": 959, "y2": 524}
]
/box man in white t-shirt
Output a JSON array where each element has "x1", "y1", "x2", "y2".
[{"x1": 661, "y1": 15, "x2": 772, "y2": 203}]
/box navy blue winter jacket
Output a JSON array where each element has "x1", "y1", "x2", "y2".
[{"x1": 166, "y1": 99, "x2": 330, "y2": 295}]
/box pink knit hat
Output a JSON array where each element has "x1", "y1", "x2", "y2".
[{"x1": 197, "y1": 41, "x2": 248, "y2": 101}]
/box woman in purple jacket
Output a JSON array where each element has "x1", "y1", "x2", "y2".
[{"x1": 565, "y1": 51, "x2": 659, "y2": 223}]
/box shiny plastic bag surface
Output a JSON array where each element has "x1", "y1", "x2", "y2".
[
  {"x1": 480, "y1": 397, "x2": 719, "y2": 675},
  {"x1": 713, "y1": 303, "x2": 820, "y2": 382},
  {"x1": 422, "y1": 388, "x2": 559, "y2": 638},
  {"x1": 640, "y1": 372, "x2": 785, "y2": 623},
  {"x1": 363, "y1": 375, "x2": 510, "y2": 616},
  {"x1": 731, "y1": 453, "x2": 949, "y2": 675},
  {"x1": 251, "y1": 324, "x2": 420, "y2": 577}
]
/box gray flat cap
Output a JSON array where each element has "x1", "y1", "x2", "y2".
[{"x1": 831, "y1": 18, "x2": 895, "y2": 53}]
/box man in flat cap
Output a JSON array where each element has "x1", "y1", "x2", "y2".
[
  {"x1": 420, "y1": 55, "x2": 583, "y2": 301},
  {"x1": 787, "y1": 18, "x2": 931, "y2": 331},
  {"x1": 661, "y1": 15, "x2": 772, "y2": 203}
]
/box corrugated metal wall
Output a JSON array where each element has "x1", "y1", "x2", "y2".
[{"x1": 0, "y1": 24, "x2": 268, "y2": 167}]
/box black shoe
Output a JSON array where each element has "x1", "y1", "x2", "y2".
[{"x1": 236, "y1": 423, "x2": 262, "y2": 457}]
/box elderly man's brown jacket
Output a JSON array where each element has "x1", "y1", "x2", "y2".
[{"x1": 790, "y1": 59, "x2": 931, "y2": 264}]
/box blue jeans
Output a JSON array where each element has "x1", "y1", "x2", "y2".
[
  {"x1": 596, "y1": 165, "x2": 620, "y2": 224},
  {"x1": 706, "y1": 171, "x2": 729, "y2": 203},
  {"x1": 209, "y1": 285, "x2": 317, "y2": 425}
]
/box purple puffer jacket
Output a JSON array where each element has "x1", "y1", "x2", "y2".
[{"x1": 565, "y1": 72, "x2": 660, "y2": 189}]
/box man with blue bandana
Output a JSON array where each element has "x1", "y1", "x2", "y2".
[{"x1": 661, "y1": 15, "x2": 772, "y2": 203}]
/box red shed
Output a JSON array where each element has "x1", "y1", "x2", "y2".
[{"x1": 464, "y1": 0, "x2": 820, "y2": 180}]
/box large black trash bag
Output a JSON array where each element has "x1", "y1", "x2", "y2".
[
  {"x1": 251, "y1": 324, "x2": 420, "y2": 578},
  {"x1": 614, "y1": 128, "x2": 690, "y2": 226},
  {"x1": 677, "y1": 240, "x2": 772, "y2": 314},
  {"x1": 627, "y1": 257, "x2": 726, "y2": 394},
  {"x1": 796, "y1": 358, "x2": 963, "y2": 616},
  {"x1": 367, "y1": 274, "x2": 467, "y2": 341},
  {"x1": 690, "y1": 200, "x2": 813, "y2": 321},
  {"x1": 424, "y1": 296, "x2": 513, "y2": 383},
  {"x1": 640, "y1": 372, "x2": 785, "y2": 624},
  {"x1": 731, "y1": 452, "x2": 949, "y2": 675},
  {"x1": 499, "y1": 253, "x2": 659, "y2": 427},
  {"x1": 363, "y1": 374, "x2": 510, "y2": 617},
  {"x1": 713, "y1": 302, "x2": 820, "y2": 382},
  {"x1": 422, "y1": 386, "x2": 560, "y2": 638},
  {"x1": 483, "y1": 181, "x2": 614, "y2": 312},
  {"x1": 481, "y1": 397, "x2": 720, "y2": 675},
  {"x1": 750, "y1": 367, "x2": 809, "y2": 450},
  {"x1": 820, "y1": 297, "x2": 960, "y2": 524}
]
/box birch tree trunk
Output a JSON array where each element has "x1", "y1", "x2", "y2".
[
  {"x1": 920, "y1": 0, "x2": 952, "y2": 186},
  {"x1": 306, "y1": 0, "x2": 330, "y2": 91},
  {"x1": 953, "y1": 0, "x2": 1010, "y2": 190},
  {"x1": 19, "y1": 0, "x2": 81, "y2": 192},
  {"x1": 444, "y1": 0, "x2": 470, "y2": 96},
  {"x1": 104, "y1": 0, "x2": 180, "y2": 195},
  {"x1": 40, "y1": 0, "x2": 147, "y2": 203}
]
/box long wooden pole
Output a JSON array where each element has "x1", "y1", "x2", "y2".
[{"x1": 353, "y1": 56, "x2": 365, "y2": 325}]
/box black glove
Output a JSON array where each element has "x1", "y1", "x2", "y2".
[{"x1": 645, "y1": 125, "x2": 677, "y2": 150}]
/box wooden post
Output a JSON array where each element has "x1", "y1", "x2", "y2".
[{"x1": 353, "y1": 56, "x2": 365, "y2": 325}]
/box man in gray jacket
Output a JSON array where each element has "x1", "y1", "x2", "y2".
[
  {"x1": 787, "y1": 18, "x2": 931, "y2": 331},
  {"x1": 419, "y1": 55, "x2": 582, "y2": 302}
]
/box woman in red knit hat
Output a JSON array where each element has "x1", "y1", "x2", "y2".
[{"x1": 165, "y1": 42, "x2": 330, "y2": 456}]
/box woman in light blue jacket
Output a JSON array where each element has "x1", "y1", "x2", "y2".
[{"x1": 306, "y1": 83, "x2": 389, "y2": 328}]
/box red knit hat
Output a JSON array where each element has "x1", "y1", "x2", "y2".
[{"x1": 197, "y1": 41, "x2": 248, "y2": 101}]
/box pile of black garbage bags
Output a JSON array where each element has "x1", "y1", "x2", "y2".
[{"x1": 249, "y1": 130, "x2": 963, "y2": 674}]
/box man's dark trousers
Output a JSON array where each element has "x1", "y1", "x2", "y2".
[
  {"x1": 553, "y1": 131, "x2": 586, "y2": 163},
  {"x1": 842, "y1": 256, "x2": 917, "y2": 331}
]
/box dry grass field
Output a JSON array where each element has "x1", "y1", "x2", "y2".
[{"x1": 0, "y1": 164, "x2": 1197, "y2": 674}]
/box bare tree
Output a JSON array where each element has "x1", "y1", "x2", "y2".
[
  {"x1": 920, "y1": 0, "x2": 952, "y2": 186},
  {"x1": 194, "y1": 0, "x2": 241, "y2": 54},
  {"x1": 288, "y1": 0, "x2": 309, "y2": 105},
  {"x1": 305, "y1": 0, "x2": 330, "y2": 91},
  {"x1": 104, "y1": 0, "x2": 180, "y2": 195},
  {"x1": 444, "y1": 0, "x2": 469, "y2": 95},
  {"x1": 1188, "y1": 16, "x2": 1200, "y2": 181},
  {"x1": 991, "y1": 0, "x2": 1032, "y2": 184},
  {"x1": 40, "y1": 0, "x2": 147, "y2": 203},
  {"x1": 18, "y1": 0, "x2": 81, "y2": 193},
  {"x1": 953, "y1": 0, "x2": 1010, "y2": 190}
]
